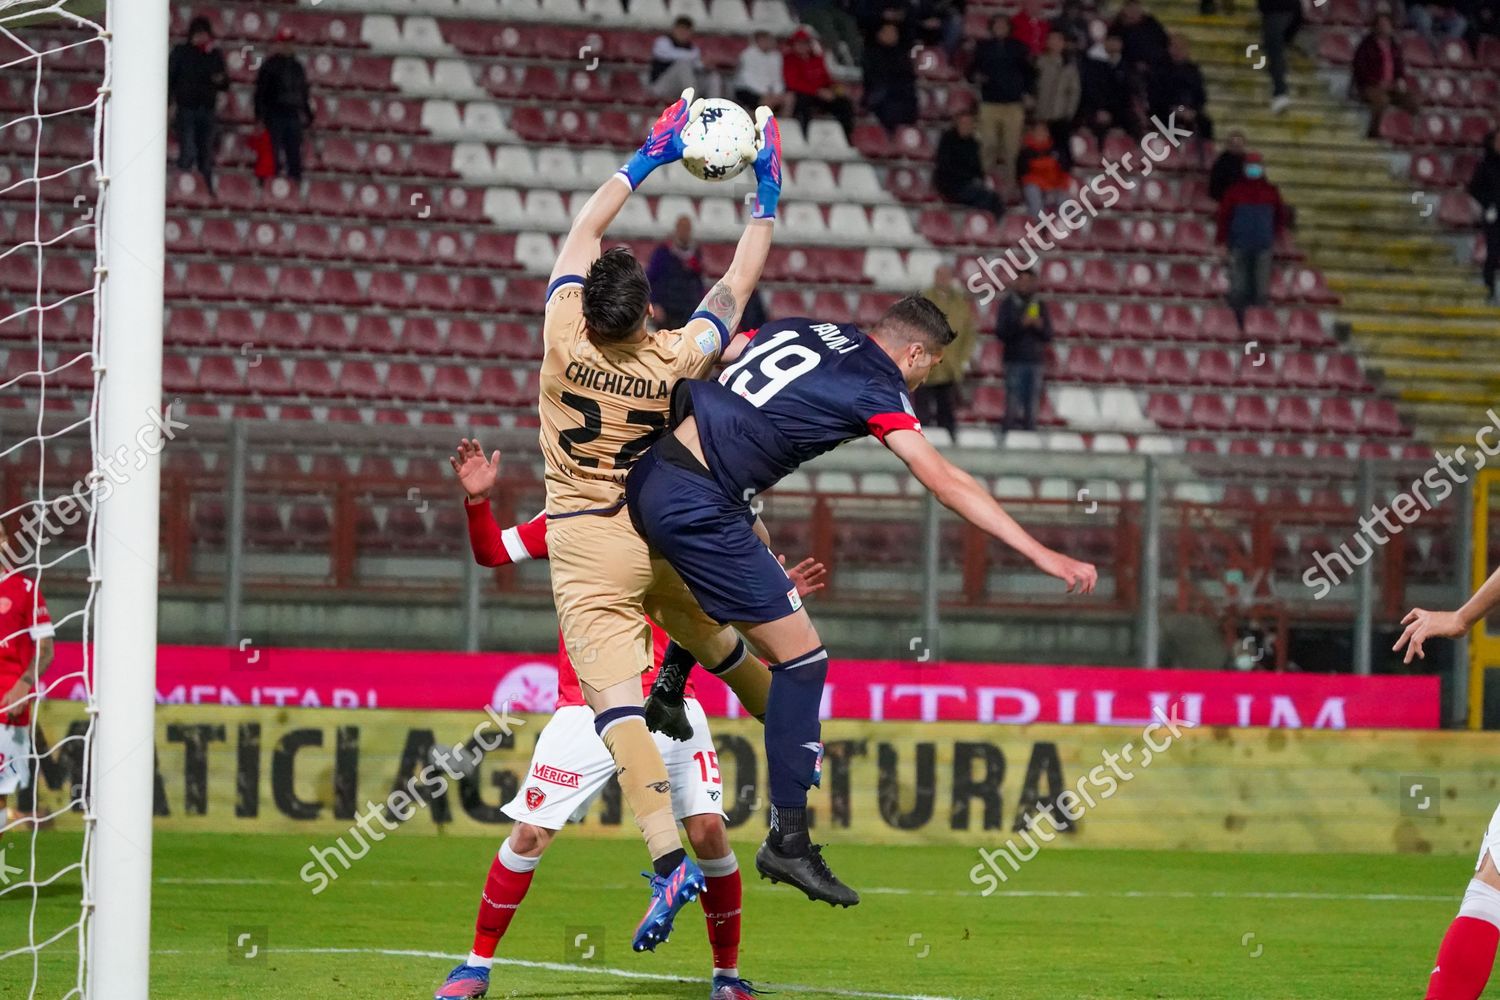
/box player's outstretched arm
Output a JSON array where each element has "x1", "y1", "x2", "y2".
[
  {"x1": 694, "y1": 108, "x2": 782, "y2": 351},
  {"x1": 450, "y1": 437, "x2": 548, "y2": 567},
  {"x1": 550, "y1": 89, "x2": 699, "y2": 284},
  {"x1": 884, "y1": 429, "x2": 1098, "y2": 594},
  {"x1": 1394, "y1": 563, "x2": 1500, "y2": 663}
]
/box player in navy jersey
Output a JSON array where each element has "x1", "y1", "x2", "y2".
[{"x1": 626, "y1": 296, "x2": 1098, "y2": 906}]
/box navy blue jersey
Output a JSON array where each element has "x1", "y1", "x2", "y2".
[{"x1": 680, "y1": 318, "x2": 923, "y2": 500}]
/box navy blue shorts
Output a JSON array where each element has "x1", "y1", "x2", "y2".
[{"x1": 626, "y1": 442, "x2": 801, "y2": 625}]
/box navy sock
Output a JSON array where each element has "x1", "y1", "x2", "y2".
[{"x1": 764, "y1": 647, "x2": 829, "y2": 817}]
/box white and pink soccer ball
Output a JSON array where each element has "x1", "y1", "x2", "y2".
[{"x1": 680, "y1": 98, "x2": 759, "y2": 183}]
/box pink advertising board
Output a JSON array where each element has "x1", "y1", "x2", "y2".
[{"x1": 41, "y1": 642, "x2": 1439, "y2": 729}]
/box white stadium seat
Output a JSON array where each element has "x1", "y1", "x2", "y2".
[
  {"x1": 860, "y1": 473, "x2": 902, "y2": 495},
  {"x1": 497, "y1": 0, "x2": 545, "y2": 17},
  {"x1": 390, "y1": 57, "x2": 433, "y2": 92},
  {"x1": 1097, "y1": 388, "x2": 1151, "y2": 431},
  {"x1": 1091, "y1": 433, "x2": 1131, "y2": 453},
  {"x1": 669, "y1": 0, "x2": 711, "y2": 24},
  {"x1": 461, "y1": 103, "x2": 512, "y2": 141},
  {"x1": 629, "y1": 0, "x2": 673, "y2": 25},
  {"x1": 534, "y1": 148, "x2": 581, "y2": 188},
  {"x1": 838, "y1": 161, "x2": 884, "y2": 201},
  {"x1": 1037, "y1": 477, "x2": 1074, "y2": 500},
  {"x1": 1001, "y1": 430, "x2": 1044, "y2": 450},
  {"x1": 805, "y1": 120, "x2": 852, "y2": 159},
  {"x1": 781, "y1": 203, "x2": 827, "y2": 242},
  {"x1": 863, "y1": 248, "x2": 906, "y2": 288},
  {"x1": 654, "y1": 195, "x2": 699, "y2": 229},
  {"x1": 695, "y1": 197, "x2": 742, "y2": 240},
  {"x1": 749, "y1": 0, "x2": 796, "y2": 33},
  {"x1": 1050, "y1": 386, "x2": 1100, "y2": 425},
  {"x1": 515, "y1": 232, "x2": 557, "y2": 273},
  {"x1": 582, "y1": 0, "x2": 631, "y2": 24},
  {"x1": 525, "y1": 190, "x2": 571, "y2": 231},
  {"x1": 904, "y1": 249, "x2": 943, "y2": 289},
  {"x1": 419, "y1": 99, "x2": 464, "y2": 137},
  {"x1": 432, "y1": 59, "x2": 483, "y2": 97},
  {"x1": 792, "y1": 160, "x2": 836, "y2": 199},
  {"x1": 493, "y1": 146, "x2": 537, "y2": 186},
  {"x1": 360, "y1": 16, "x2": 402, "y2": 49},
  {"x1": 483, "y1": 188, "x2": 526, "y2": 227},
  {"x1": 713, "y1": 0, "x2": 753, "y2": 30},
  {"x1": 1046, "y1": 432, "x2": 1087, "y2": 451},
  {"x1": 827, "y1": 204, "x2": 871, "y2": 243},
  {"x1": 1135, "y1": 435, "x2": 1177, "y2": 454},
  {"x1": 992, "y1": 476, "x2": 1035, "y2": 500},
  {"x1": 869, "y1": 205, "x2": 914, "y2": 244},
  {"x1": 539, "y1": 0, "x2": 587, "y2": 21},
  {"x1": 452, "y1": 142, "x2": 497, "y2": 182},
  {"x1": 401, "y1": 16, "x2": 451, "y2": 54}
]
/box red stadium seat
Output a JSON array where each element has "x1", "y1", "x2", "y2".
[
  {"x1": 197, "y1": 355, "x2": 245, "y2": 394},
  {"x1": 471, "y1": 232, "x2": 517, "y2": 269},
  {"x1": 260, "y1": 311, "x2": 307, "y2": 351},
  {"x1": 1114, "y1": 303, "x2": 1155, "y2": 340},
  {"x1": 1188, "y1": 393, "x2": 1232, "y2": 430},
  {"x1": 399, "y1": 317, "x2": 443, "y2": 355},
  {"x1": 1322, "y1": 353, "x2": 1367, "y2": 392},
  {"x1": 1360, "y1": 399, "x2": 1405, "y2": 436},
  {"x1": 1145, "y1": 393, "x2": 1189, "y2": 429},
  {"x1": 1231, "y1": 395, "x2": 1274, "y2": 433},
  {"x1": 1157, "y1": 305, "x2": 1197, "y2": 341},
  {"x1": 1071, "y1": 302, "x2": 1113, "y2": 339},
  {"x1": 448, "y1": 319, "x2": 492, "y2": 357},
  {"x1": 917, "y1": 210, "x2": 959, "y2": 245},
  {"x1": 337, "y1": 360, "x2": 384, "y2": 399},
  {"x1": 1064, "y1": 345, "x2": 1108, "y2": 382},
  {"x1": 1319, "y1": 397, "x2": 1359, "y2": 436},
  {"x1": 367, "y1": 271, "x2": 411, "y2": 309},
  {"x1": 246, "y1": 357, "x2": 293, "y2": 396},
  {"x1": 1378, "y1": 108, "x2": 1415, "y2": 144},
  {"x1": 380, "y1": 227, "x2": 427, "y2": 265},
  {"x1": 1277, "y1": 352, "x2": 1319, "y2": 389},
  {"x1": 353, "y1": 315, "x2": 400, "y2": 353},
  {"x1": 1199, "y1": 306, "x2": 1243, "y2": 343},
  {"x1": 318, "y1": 269, "x2": 363, "y2": 307},
  {"x1": 412, "y1": 272, "x2": 456, "y2": 308},
  {"x1": 431, "y1": 364, "x2": 476, "y2": 402},
  {"x1": 852, "y1": 124, "x2": 891, "y2": 159},
  {"x1": 1165, "y1": 262, "x2": 1209, "y2": 298},
  {"x1": 274, "y1": 266, "x2": 320, "y2": 304},
  {"x1": 1080, "y1": 259, "x2": 1123, "y2": 295},
  {"x1": 1154, "y1": 348, "x2": 1194, "y2": 385},
  {"x1": 1273, "y1": 395, "x2": 1317, "y2": 434},
  {"x1": 1106, "y1": 345, "x2": 1150, "y2": 384},
  {"x1": 385, "y1": 362, "x2": 429, "y2": 400},
  {"x1": 1197, "y1": 349, "x2": 1238, "y2": 387}
]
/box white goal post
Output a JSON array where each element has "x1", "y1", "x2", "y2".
[{"x1": 87, "y1": 1, "x2": 168, "y2": 998}]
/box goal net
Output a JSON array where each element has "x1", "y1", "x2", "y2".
[{"x1": 1, "y1": 2, "x2": 166, "y2": 998}]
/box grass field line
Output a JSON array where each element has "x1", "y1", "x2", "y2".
[
  {"x1": 154, "y1": 877, "x2": 1456, "y2": 903},
  {"x1": 152, "y1": 945, "x2": 974, "y2": 1000}
]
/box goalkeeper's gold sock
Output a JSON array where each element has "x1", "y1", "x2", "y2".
[
  {"x1": 597, "y1": 708, "x2": 683, "y2": 863},
  {"x1": 708, "y1": 641, "x2": 772, "y2": 720}
]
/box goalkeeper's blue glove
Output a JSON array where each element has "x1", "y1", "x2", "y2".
[
  {"x1": 619, "y1": 88, "x2": 701, "y2": 190},
  {"x1": 749, "y1": 106, "x2": 782, "y2": 220}
]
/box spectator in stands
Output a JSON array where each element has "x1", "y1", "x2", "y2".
[
  {"x1": 1469, "y1": 129, "x2": 1500, "y2": 304},
  {"x1": 792, "y1": 0, "x2": 864, "y2": 65},
  {"x1": 1352, "y1": 13, "x2": 1419, "y2": 138},
  {"x1": 1078, "y1": 33, "x2": 1139, "y2": 141},
  {"x1": 1110, "y1": 0, "x2": 1170, "y2": 73},
  {"x1": 1017, "y1": 120, "x2": 1071, "y2": 217},
  {"x1": 969, "y1": 15, "x2": 1035, "y2": 192},
  {"x1": 1406, "y1": 0, "x2": 1469, "y2": 52},
  {"x1": 645, "y1": 215, "x2": 706, "y2": 330},
  {"x1": 784, "y1": 27, "x2": 856, "y2": 140},
  {"x1": 933, "y1": 111, "x2": 1006, "y2": 216},
  {"x1": 912, "y1": 0, "x2": 965, "y2": 56},
  {"x1": 1012, "y1": 0, "x2": 1051, "y2": 55},
  {"x1": 915, "y1": 264, "x2": 977, "y2": 441},
  {"x1": 167, "y1": 15, "x2": 228, "y2": 191},
  {"x1": 995, "y1": 267, "x2": 1052, "y2": 433},
  {"x1": 1257, "y1": 0, "x2": 1297, "y2": 114},
  {"x1": 1217, "y1": 153, "x2": 1289, "y2": 322},
  {"x1": 1209, "y1": 130, "x2": 1248, "y2": 202},
  {"x1": 1474, "y1": 0, "x2": 1499, "y2": 37},
  {"x1": 1035, "y1": 30, "x2": 1081, "y2": 163},
  {"x1": 650, "y1": 17, "x2": 710, "y2": 98},
  {"x1": 1148, "y1": 34, "x2": 1213, "y2": 156},
  {"x1": 1051, "y1": 0, "x2": 1093, "y2": 53},
  {"x1": 735, "y1": 31, "x2": 793, "y2": 115},
  {"x1": 863, "y1": 22, "x2": 920, "y2": 132},
  {"x1": 254, "y1": 28, "x2": 313, "y2": 184}
]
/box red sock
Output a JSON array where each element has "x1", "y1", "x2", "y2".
[
  {"x1": 1426, "y1": 917, "x2": 1499, "y2": 1000},
  {"x1": 698, "y1": 855, "x2": 742, "y2": 973},
  {"x1": 472, "y1": 841, "x2": 539, "y2": 959}
]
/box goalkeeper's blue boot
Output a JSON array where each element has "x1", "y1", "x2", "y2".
[
  {"x1": 710, "y1": 975, "x2": 765, "y2": 999},
  {"x1": 433, "y1": 963, "x2": 489, "y2": 998},
  {"x1": 632, "y1": 856, "x2": 707, "y2": 952}
]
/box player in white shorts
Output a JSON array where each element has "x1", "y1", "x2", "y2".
[
  {"x1": 1395, "y1": 568, "x2": 1500, "y2": 999},
  {"x1": 432, "y1": 439, "x2": 826, "y2": 1000},
  {"x1": 0, "y1": 571, "x2": 55, "y2": 829}
]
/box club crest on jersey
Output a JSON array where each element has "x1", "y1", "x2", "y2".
[{"x1": 524, "y1": 786, "x2": 546, "y2": 810}]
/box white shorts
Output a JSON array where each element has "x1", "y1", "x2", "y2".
[
  {"x1": 0, "y1": 725, "x2": 29, "y2": 796},
  {"x1": 1477, "y1": 801, "x2": 1500, "y2": 873},
  {"x1": 502, "y1": 701, "x2": 725, "y2": 830}
]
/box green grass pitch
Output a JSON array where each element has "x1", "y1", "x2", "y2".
[{"x1": 0, "y1": 830, "x2": 1474, "y2": 998}]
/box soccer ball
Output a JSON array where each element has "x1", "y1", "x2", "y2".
[{"x1": 680, "y1": 99, "x2": 758, "y2": 182}]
